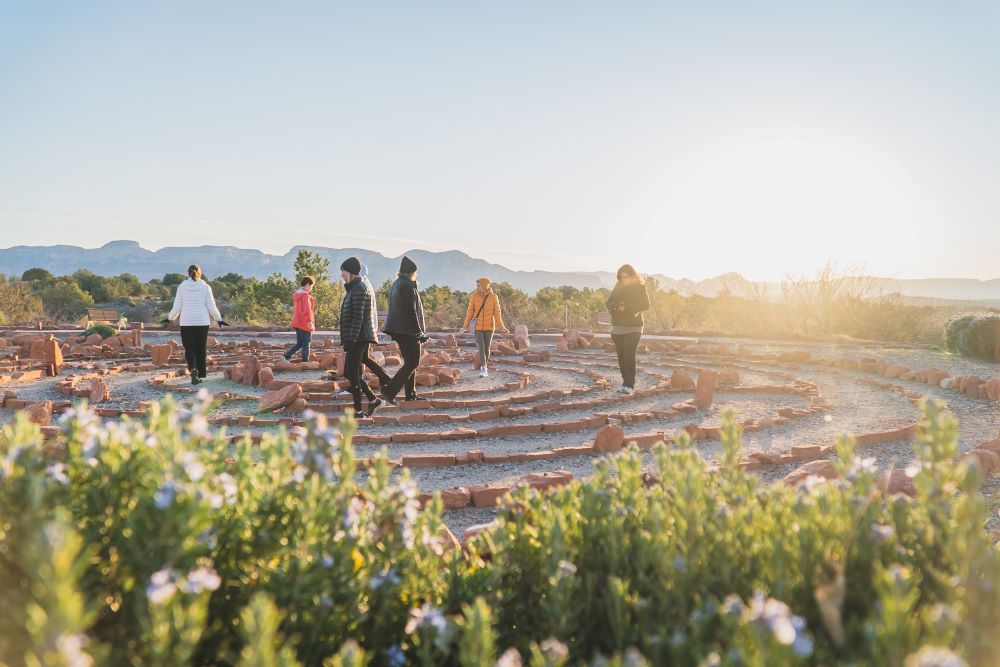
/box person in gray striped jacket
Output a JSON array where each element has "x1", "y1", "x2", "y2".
[
  {"x1": 339, "y1": 257, "x2": 387, "y2": 416},
  {"x1": 163, "y1": 265, "x2": 229, "y2": 384}
]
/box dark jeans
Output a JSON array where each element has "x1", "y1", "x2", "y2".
[
  {"x1": 180, "y1": 325, "x2": 210, "y2": 378},
  {"x1": 344, "y1": 342, "x2": 391, "y2": 413},
  {"x1": 284, "y1": 327, "x2": 312, "y2": 362},
  {"x1": 382, "y1": 333, "x2": 422, "y2": 401},
  {"x1": 611, "y1": 332, "x2": 641, "y2": 388}
]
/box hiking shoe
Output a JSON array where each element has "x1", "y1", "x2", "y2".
[{"x1": 364, "y1": 398, "x2": 383, "y2": 417}]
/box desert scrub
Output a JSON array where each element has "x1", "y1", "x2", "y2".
[
  {"x1": 944, "y1": 312, "x2": 1000, "y2": 359},
  {"x1": 1, "y1": 397, "x2": 998, "y2": 665}
]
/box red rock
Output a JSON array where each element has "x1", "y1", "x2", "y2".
[
  {"x1": 886, "y1": 469, "x2": 915, "y2": 496},
  {"x1": 670, "y1": 369, "x2": 695, "y2": 390},
  {"x1": 749, "y1": 451, "x2": 784, "y2": 465},
  {"x1": 414, "y1": 372, "x2": 439, "y2": 387},
  {"x1": 282, "y1": 398, "x2": 308, "y2": 413},
  {"x1": 151, "y1": 344, "x2": 173, "y2": 365},
  {"x1": 967, "y1": 448, "x2": 1000, "y2": 474},
  {"x1": 440, "y1": 487, "x2": 471, "y2": 508},
  {"x1": 41, "y1": 339, "x2": 63, "y2": 375},
  {"x1": 258, "y1": 383, "x2": 303, "y2": 413},
  {"x1": 402, "y1": 454, "x2": 458, "y2": 468},
  {"x1": 718, "y1": 369, "x2": 740, "y2": 386},
  {"x1": 23, "y1": 400, "x2": 53, "y2": 426},
  {"x1": 791, "y1": 444, "x2": 822, "y2": 461},
  {"x1": 462, "y1": 521, "x2": 496, "y2": 542},
  {"x1": 257, "y1": 367, "x2": 274, "y2": 386},
  {"x1": 694, "y1": 370, "x2": 718, "y2": 408},
  {"x1": 468, "y1": 407, "x2": 501, "y2": 421},
  {"x1": 469, "y1": 484, "x2": 509, "y2": 507},
  {"x1": 89, "y1": 377, "x2": 110, "y2": 403},
  {"x1": 593, "y1": 423, "x2": 625, "y2": 453},
  {"x1": 517, "y1": 470, "x2": 573, "y2": 492},
  {"x1": 782, "y1": 459, "x2": 837, "y2": 486},
  {"x1": 318, "y1": 353, "x2": 338, "y2": 369},
  {"x1": 883, "y1": 364, "x2": 908, "y2": 379}
]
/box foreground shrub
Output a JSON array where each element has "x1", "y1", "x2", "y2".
[
  {"x1": 944, "y1": 312, "x2": 1000, "y2": 359},
  {"x1": 1, "y1": 397, "x2": 998, "y2": 665}
]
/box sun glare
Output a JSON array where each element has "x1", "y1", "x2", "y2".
[{"x1": 653, "y1": 133, "x2": 916, "y2": 280}]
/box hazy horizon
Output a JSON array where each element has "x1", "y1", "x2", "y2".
[{"x1": 2, "y1": 2, "x2": 998, "y2": 282}]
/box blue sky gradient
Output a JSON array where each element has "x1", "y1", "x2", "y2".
[{"x1": 1, "y1": 2, "x2": 997, "y2": 280}]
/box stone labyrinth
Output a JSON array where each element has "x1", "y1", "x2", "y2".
[{"x1": 3, "y1": 327, "x2": 1000, "y2": 537}]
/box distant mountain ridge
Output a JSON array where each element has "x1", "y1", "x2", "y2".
[{"x1": 2, "y1": 241, "x2": 1000, "y2": 302}]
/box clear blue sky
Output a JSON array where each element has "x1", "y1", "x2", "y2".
[{"x1": 1, "y1": 1, "x2": 997, "y2": 281}]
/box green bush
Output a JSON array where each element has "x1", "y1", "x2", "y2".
[
  {"x1": 944, "y1": 313, "x2": 1000, "y2": 358},
  {"x1": 1, "y1": 398, "x2": 998, "y2": 666},
  {"x1": 83, "y1": 324, "x2": 117, "y2": 340}
]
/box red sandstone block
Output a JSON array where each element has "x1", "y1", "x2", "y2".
[
  {"x1": 470, "y1": 485, "x2": 510, "y2": 507},
  {"x1": 397, "y1": 414, "x2": 427, "y2": 425},
  {"x1": 440, "y1": 428, "x2": 478, "y2": 440},
  {"x1": 440, "y1": 487, "x2": 472, "y2": 508},
  {"x1": 477, "y1": 424, "x2": 543, "y2": 437},
  {"x1": 532, "y1": 402, "x2": 563, "y2": 414},
  {"x1": 542, "y1": 420, "x2": 589, "y2": 433},
  {"x1": 402, "y1": 454, "x2": 457, "y2": 468},
  {"x1": 400, "y1": 399, "x2": 433, "y2": 409},
  {"x1": 625, "y1": 432, "x2": 666, "y2": 449},
  {"x1": 469, "y1": 407, "x2": 501, "y2": 421},
  {"x1": 482, "y1": 453, "x2": 511, "y2": 464},
  {"x1": 791, "y1": 444, "x2": 822, "y2": 461},
  {"x1": 391, "y1": 432, "x2": 440, "y2": 443},
  {"x1": 553, "y1": 445, "x2": 594, "y2": 457}
]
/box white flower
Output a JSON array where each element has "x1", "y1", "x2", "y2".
[
  {"x1": 904, "y1": 646, "x2": 968, "y2": 667},
  {"x1": 217, "y1": 472, "x2": 238, "y2": 504},
  {"x1": 746, "y1": 592, "x2": 812, "y2": 657},
  {"x1": 495, "y1": 648, "x2": 523, "y2": 667},
  {"x1": 56, "y1": 633, "x2": 93, "y2": 667},
  {"x1": 405, "y1": 603, "x2": 448, "y2": 635},
  {"x1": 147, "y1": 568, "x2": 178, "y2": 605},
  {"x1": 181, "y1": 565, "x2": 221, "y2": 594},
  {"x1": 180, "y1": 452, "x2": 206, "y2": 482},
  {"x1": 557, "y1": 560, "x2": 577, "y2": 577},
  {"x1": 46, "y1": 462, "x2": 69, "y2": 485}
]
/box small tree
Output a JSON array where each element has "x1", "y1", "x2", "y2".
[
  {"x1": 0, "y1": 274, "x2": 43, "y2": 324},
  {"x1": 21, "y1": 267, "x2": 52, "y2": 282},
  {"x1": 37, "y1": 280, "x2": 94, "y2": 321}
]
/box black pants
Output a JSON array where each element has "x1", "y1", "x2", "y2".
[
  {"x1": 363, "y1": 349, "x2": 392, "y2": 389},
  {"x1": 180, "y1": 325, "x2": 210, "y2": 378},
  {"x1": 611, "y1": 332, "x2": 641, "y2": 388},
  {"x1": 382, "y1": 334, "x2": 422, "y2": 401},
  {"x1": 345, "y1": 342, "x2": 388, "y2": 413}
]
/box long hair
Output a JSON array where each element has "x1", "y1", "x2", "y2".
[
  {"x1": 615, "y1": 264, "x2": 644, "y2": 286},
  {"x1": 188, "y1": 264, "x2": 202, "y2": 280}
]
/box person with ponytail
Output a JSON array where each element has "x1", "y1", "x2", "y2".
[
  {"x1": 164, "y1": 264, "x2": 229, "y2": 384},
  {"x1": 605, "y1": 264, "x2": 649, "y2": 394}
]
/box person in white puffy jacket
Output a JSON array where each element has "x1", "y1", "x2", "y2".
[{"x1": 165, "y1": 265, "x2": 228, "y2": 384}]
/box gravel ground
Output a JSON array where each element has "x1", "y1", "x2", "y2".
[{"x1": 5, "y1": 332, "x2": 998, "y2": 535}]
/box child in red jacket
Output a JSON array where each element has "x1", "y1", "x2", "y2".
[{"x1": 283, "y1": 276, "x2": 316, "y2": 362}]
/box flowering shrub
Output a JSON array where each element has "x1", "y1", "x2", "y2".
[{"x1": 1, "y1": 396, "x2": 998, "y2": 665}]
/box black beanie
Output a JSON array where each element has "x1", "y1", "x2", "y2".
[
  {"x1": 340, "y1": 257, "x2": 362, "y2": 275},
  {"x1": 399, "y1": 255, "x2": 417, "y2": 275}
]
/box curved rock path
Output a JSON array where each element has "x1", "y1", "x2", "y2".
[{"x1": 2, "y1": 329, "x2": 998, "y2": 537}]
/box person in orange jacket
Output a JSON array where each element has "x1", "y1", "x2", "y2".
[
  {"x1": 283, "y1": 276, "x2": 316, "y2": 362},
  {"x1": 459, "y1": 277, "x2": 509, "y2": 377}
]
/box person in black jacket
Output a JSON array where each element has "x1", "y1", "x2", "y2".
[
  {"x1": 339, "y1": 257, "x2": 388, "y2": 416},
  {"x1": 379, "y1": 256, "x2": 429, "y2": 403},
  {"x1": 605, "y1": 264, "x2": 650, "y2": 394}
]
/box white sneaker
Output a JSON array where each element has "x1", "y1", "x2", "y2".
[
  {"x1": 619, "y1": 385, "x2": 633, "y2": 395},
  {"x1": 479, "y1": 367, "x2": 488, "y2": 378}
]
